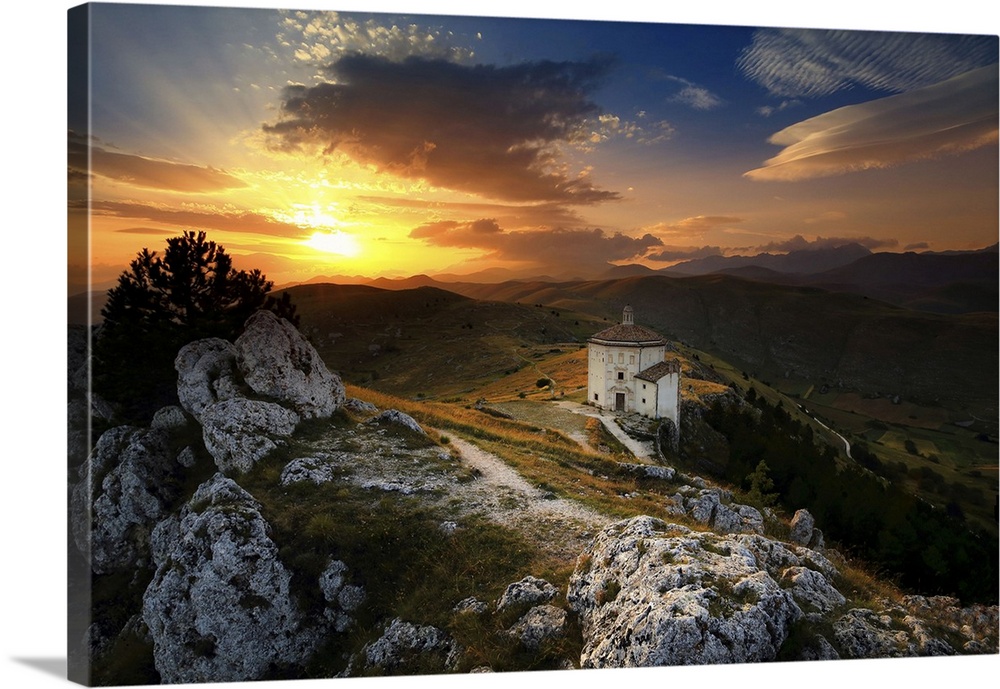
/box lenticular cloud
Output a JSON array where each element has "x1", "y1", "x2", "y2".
[{"x1": 745, "y1": 65, "x2": 998, "y2": 182}]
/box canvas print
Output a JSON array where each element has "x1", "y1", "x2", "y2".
[{"x1": 67, "y1": 2, "x2": 999, "y2": 685}]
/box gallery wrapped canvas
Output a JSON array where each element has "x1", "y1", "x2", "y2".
[{"x1": 67, "y1": 1, "x2": 998, "y2": 686}]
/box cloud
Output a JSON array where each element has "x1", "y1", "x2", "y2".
[
  {"x1": 644, "y1": 215, "x2": 743, "y2": 237},
  {"x1": 276, "y1": 10, "x2": 476, "y2": 65},
  {"x1": 904, "y1": 242, "x2": 931, "y2": 251},
  {"x1": 409, "y1": 220, "x2": 661, "y2": 272},
  {"x1": 756, "y1": 100, "x2": 802, "y2": 117},
  {"x1": 645, "y1": 245, "x2": 724, "y2": 262},
  {"x1": 755, "y1": 234, "x2": 898, "y2": 252},
  {"x1": 68, "y1": 136, "x2": 247, "y2": 193},
  {"x1": 739, "y1": 28, "x2": 997, "y2": 98},
  {"x1": 78, "y1": 200, "x2": 306, "y2": 238},
  {"x1": 263, "y1": 54, "x2": 620, "y2": 204},
  {"x1": 670, "y1": 85, "x2": 723, "y2": 110},
  {"x1": 355, "y1": 195, "x2": 585, "y2": 228},
  {"x1": 745, "y1": 66, "x2": 998, "y2": 181}
]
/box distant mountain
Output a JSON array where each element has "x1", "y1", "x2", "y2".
[
  {"x1": 668, "y1": 243, "x2": 872, "y2": 276},
  {"x1": 596, "y1": 263, "x2": 660, "y2": 280},
  {"x1": 432, "y1": 273, "x2": 997, "y2": 422}
]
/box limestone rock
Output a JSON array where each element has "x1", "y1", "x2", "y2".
[
  {"x1": 150, "y1": 405, "x2": 190, "y2": 431},
  {"x1": 789, "y1": 509, "x2": 816, "y2": 546},
  {"x1": 618, "y1": 463, "x2": 675, "y2": 481},
  {"x1": 454, "y1": 597, "x2": 488, "y2": 615},
  {"x1": 496, "y1": 575, "x2": 558, "y2": 613},
  {"x1": 234, "y1": 310, "x2": 345, "y2": 419},
  {"x1": 507, "y1": 605, "x2": 568, "y2": 650},
  {"x1": 344, "y1": 398, "x2": 379, "y2": 414},
  {"x1": 780, "y1": 566, "x2": 846, "y2": 613},
  {"x1": 200, "y1": 398, "x2": 299, "y2": 474},
  {"x1": 142, "y1": 474, "x2": 321, "y2": 683},
  {"x1": 174, "y1": 338, "x2": 242, "y2": 420},
  {"x1": 319, "y1": 559, "x2": 366, "y2": 632},
  {"x1": 369, "y1": 409, "x2": 426, "y2": 436},
  {"x1": 280, "y1": 453, "x2": 350, "y2": 486},
  {"x1": 71, "y1": 425, "x2": 186, "y2": 573},
  {"x1": 362, "y1": 618, "x2": 460, "y2": 673},
  {"x1": 683, "y1": 490, "x2": 764, "y2": 535},
  {"x1": 567, "y1": 516, "x2": 801, "y2": 668}
]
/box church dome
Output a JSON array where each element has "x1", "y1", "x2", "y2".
[{"x1": 588, "y1": 306, "x2": 666, "y2": 346}]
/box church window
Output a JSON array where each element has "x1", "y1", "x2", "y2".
[
  {"x1": 630, "y1": 355, "x2": 635, "y2": 364},
  {"x1": 617, "y1": 371, "x2": 624, "y2": 380},
  {"x1": 618, "y1": 353, "x2": 624, "y2": 364},
  {"x1": 642, "y1": 398, "x2": 646, "y2": 404},
  {"x1": 594, "y1": 393, "x2": 598, "y2": 401}
]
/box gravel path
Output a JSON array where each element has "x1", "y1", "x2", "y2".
[
  {"x1": 447, "y1": 436, "x2": 611, "y2": 559},
  {"x1": 553, "y1": 401, "x2": 657, "y2": 462}
]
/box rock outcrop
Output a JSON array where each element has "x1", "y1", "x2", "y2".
[
  {"x1": 234, "y1": 310, "x2": 345, "y2": 419},
  {"x1": 71, "y1": 424, "x2": 189, "y2": 573},
  {"x1": 568, "y1": 516, "x2": 802, "y2": 667},
  {"x1": 143, "y1": 474, "x2": 322, "y2": 684},
  {"x1": 174, "y1": 338, "x2": 243, "y2": 420},
  {"x1": 496, "y1": 575, "x2": 558, "y2": 613},
  {"x1": 200, "y1": 398, "x2": 300, "y2": 474},
  {"x1": 361, "y1": 618, "x2": 460, "y2": 673},
  {"x1": 507, "y1": 605, "x2": 568, "y2": 651}
]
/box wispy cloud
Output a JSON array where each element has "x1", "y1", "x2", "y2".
[
  {"x1": 68, "y1": 133, "x2": 246, "y2": 193},
  {"x1": 78, "y1": 200, "x2": 306, "y2": 238},
  {"x1": 644, "y1": 215, "x2": 743, "y2": 237},
  {"x1": 738, "y1": 28, "x2": 997, "y2": 98},
  {"x1": 263, "y1": 54, "x2": 620, "y2": 204},
  {"x1": 409, "y1": 220, "x2": 661, "y2": 273},
  {"x1": 745, "y1": 66, "x2": 998, "y2": 181}
]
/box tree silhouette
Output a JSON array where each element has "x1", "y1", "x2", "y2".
[{"x1": 95, "y1": 231, "x2": 297, "y2": 422}]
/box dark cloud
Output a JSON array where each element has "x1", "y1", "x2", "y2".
[
  {"x1": 68, "y1": 135, "x2": 247, "y2": 193},
  {"x1": 904, "y1": 241, "x2": 931, "y2": 251},
  {"x1": 756, "y1": 234, "x2": 898, "y2": 252},
  {"x1": 76, "y1": 200, "x2": 304, "y2": 238},
  {"x1": 646, "y1": 245, "x2": 724, "y2": 262},
  {"x1": 409, "y1": 219, "x2": 661, "y2": 273},
  {"x1": 263, "y1": 54, "x2": 620, "y2": 204}
]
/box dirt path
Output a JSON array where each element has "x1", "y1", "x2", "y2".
[
  {"x1": 553, "y1": 401, "x2": 657, "y2": 462},
  {"x1": 446, "y1": 436, "x2": 611, "y2": 559}
]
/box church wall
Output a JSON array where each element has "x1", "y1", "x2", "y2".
[{"x1": 655, "y1": 371, "x2": 680, "y2": 426}]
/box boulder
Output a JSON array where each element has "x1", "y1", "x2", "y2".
[
  {"x1": 507, "y1": 605, "x2": 568, "y2": 651},
  {"x1": 453, "y1": 597, "x2": 488, "y2": 615},
  {"x1": 174, "y1": 338, "x2": 242, "y2": 420},
  {"x1": 779, "y1": 566, "x2": 846, "y2": 613},
  {"x1": 567, "y1": 516, "x2": 801, "y2": 668},
  {"x1": 200, "y1": 398, "x2": 300, "y2": 474},
  {"x1": 369, "y1": 409, "x2": 426, "y2": 436},
  {"x1": 362, "y1": 618, "x2": 460, "y2": 673},
  {"x1": 496, "y1": 575, "x2": 558, "y2": 613},
  {"x1": 142, "y1": 474, "x2": 321, "y2": 683},
  {"x1": 344, "y1": 398, "x2": 379, "y2": 414},
  {"x1": 234, "y1": 310, "x2": 345, "y2": 419},
  {"x1": 71, "y1": 425, "x2": 186, "y2": 573},
  {"x1": 789, "y1": 509, "x2": 816, "y2": 546},
  {"x1": 280, "y1": 453, "x2": 350, "y2": 486},
  {"x1": 318, "y1": 559, "x2": 366, "y2": 632}
]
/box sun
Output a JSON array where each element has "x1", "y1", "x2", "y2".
[{"x1": 304, "y1": 230, "x2": 361, "y2": 257}]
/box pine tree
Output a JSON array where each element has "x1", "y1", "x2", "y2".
[{"x1": 94, "y1": 231, "x2": 297, "y2": 422}]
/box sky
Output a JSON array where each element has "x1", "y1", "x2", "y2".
[{"x1": 67, "y1": 1, "x2": 999, "y2": 290}]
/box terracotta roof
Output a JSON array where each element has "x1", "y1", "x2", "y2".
[
  {"x1": 635, "y1": 360, "x2": 680, "y2": 382},
  {"x1": 588, "y1": 322, "x2": 666, "y2": 345}
]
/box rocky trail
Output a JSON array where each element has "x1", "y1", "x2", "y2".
[{"x1": 446, "y1": 436, "x2": 611, "y2": 558}]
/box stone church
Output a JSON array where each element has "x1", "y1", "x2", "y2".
[{"x1": 587, "y1": 306, "x2": 680, "y2": 427}]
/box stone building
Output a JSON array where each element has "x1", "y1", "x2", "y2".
[{"x1": 587, "y1": 306, "x2": 680, "y2": 426}]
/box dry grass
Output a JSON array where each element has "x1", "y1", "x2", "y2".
[{"x1": 346, "y1": 384, "x2": 700, "y2": 525}]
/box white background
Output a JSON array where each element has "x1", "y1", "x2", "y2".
[{"x1": 2, "y1": 1, "x2": 997, "y2": 688}]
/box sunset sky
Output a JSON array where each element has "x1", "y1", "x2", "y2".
[{"x1": 67, "y1": 1, "x2": 999, "y2": 292}]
